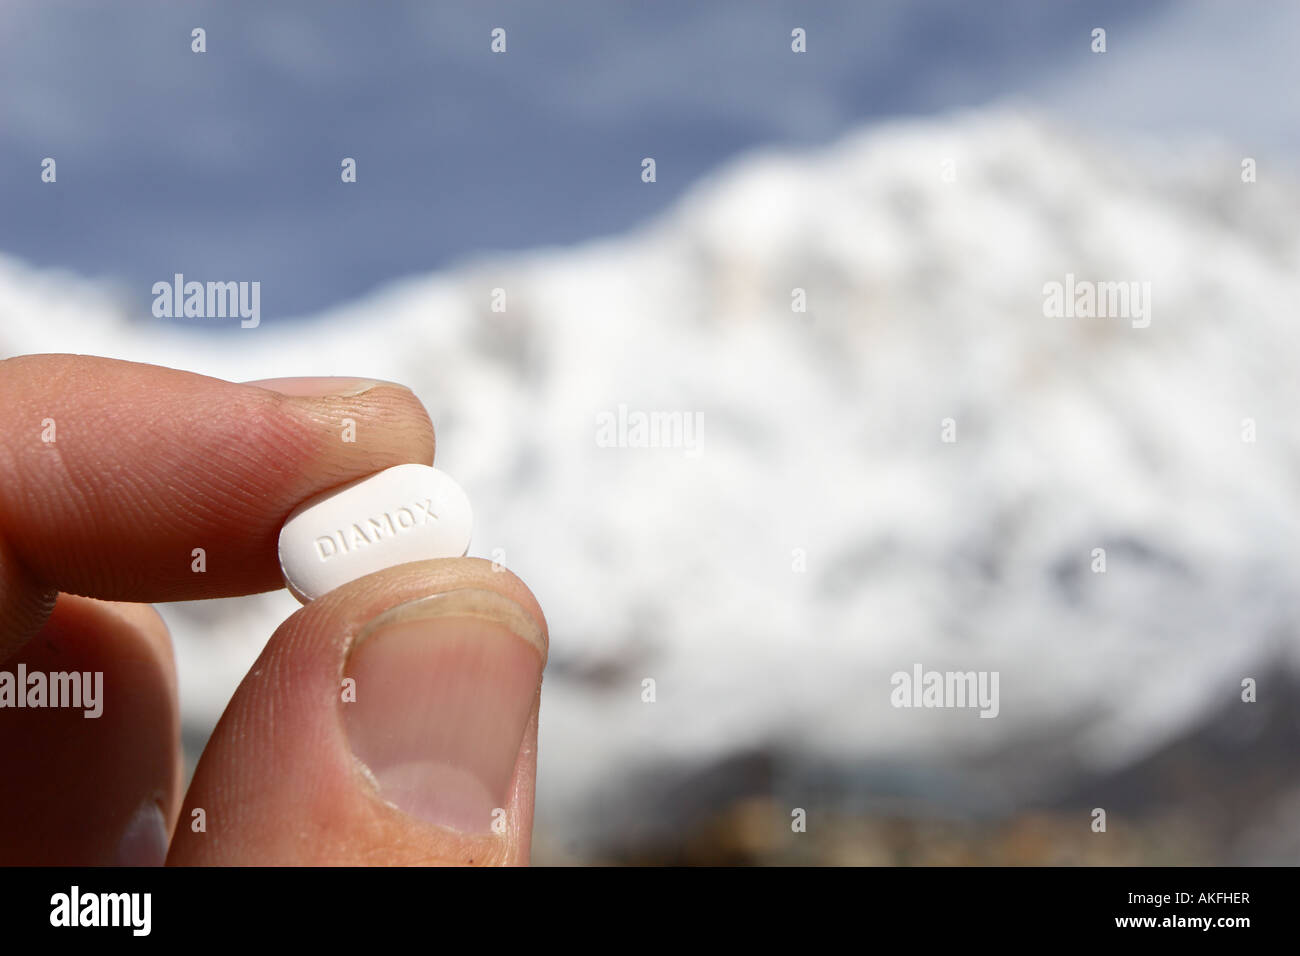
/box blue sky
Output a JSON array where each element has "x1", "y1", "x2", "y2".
[{"x1": 7, "y1": 0, "x2": 1295, "y2": 320}]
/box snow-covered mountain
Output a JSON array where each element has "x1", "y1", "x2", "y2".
[{"x1": 3, "y1": 110, "x2": 1299, "y2": 859}]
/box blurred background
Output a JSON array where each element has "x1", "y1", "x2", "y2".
[{"x1": 3, "y1": 0, "x2": 1300, "y2": 863}]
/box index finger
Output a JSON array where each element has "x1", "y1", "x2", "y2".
[{"x1": 0, "y1": 354, "x2": 436, "y2": 648}]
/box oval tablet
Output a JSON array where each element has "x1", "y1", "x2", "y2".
[{"x1": 278, "y1": 463, "x2": 473, "y2": 602}]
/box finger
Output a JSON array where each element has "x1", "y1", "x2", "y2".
[
  {"x1": 0, "y1": 594, "x2": 181, "y2": 865},
  {"x1": 0, "y1": 354, "x2": 435, "y2": 654},
  {"x1": 168, "y1": 558, "x2": 547, "y2": 866}
]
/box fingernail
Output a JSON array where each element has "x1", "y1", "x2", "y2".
[
  {"x1": 110, "y1": 799, "x2": 168, "y2": 866},
  {"x1": 343, "y1": 589, "x2": 545, "y2": 834},
  {"x1": 242, "y1": 376, "x2": 396, "y2": 397}
]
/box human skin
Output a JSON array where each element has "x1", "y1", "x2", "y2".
[{"x1": 0, "y1": 354, "x2": 547, "y2": 865}]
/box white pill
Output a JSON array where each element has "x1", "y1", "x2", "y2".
[{"x1": 278, "y1": 463, "x2": 473, "y2": 603}]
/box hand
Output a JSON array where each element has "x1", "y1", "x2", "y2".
[{"x1": 0, "y1": 354, "x2": 547, "y2": 865}]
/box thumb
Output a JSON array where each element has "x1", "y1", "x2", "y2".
[{"x1": 167, "y1": 558, "x2": 546, "y2": 865}]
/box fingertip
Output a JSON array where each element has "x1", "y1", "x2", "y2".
[
  {"x1": 170, "y1": 558, "x2": 546, "y2": 865},
  {"x1": 0, "y1": 594, "x2": 182, "y2": 865}
]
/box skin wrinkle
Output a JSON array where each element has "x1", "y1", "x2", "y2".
[
  {"x1": 10, "y1": 447, "x2": 101, "y2": 593},
  {"x1": 160, "y1": 393, "x2": 434, "y2": 525},
  {"x1": 129, "y1": 399, "x2": 324, "y2": 512},
  {"x1": 24, "y1": 464, "x2": 176, "y2": 597},
  {"x1": 7, "y1": 405, "x2": 277, "y2": 541},
  {"x1": 165, "y1": 455, "x2": 309, "y2": 520},
  {"x1": 162, "y1": 477, "x2": 295, "y2": 536},
  {"x1": 225, "y1": 653, "x2": 313, "y2": 859},
  {"x1": 0, "y1": 528, "x2": 58, "y2": 656}
]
